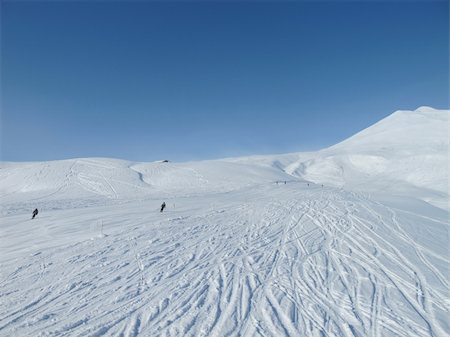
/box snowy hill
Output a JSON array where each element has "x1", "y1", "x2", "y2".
[
  {"x1": 0, "y1": 158, "x2": 294, "y2": 216},
  {"x1": 1, "y1": 107, "x2": 448, "y2": 211},
  {"x1": 0, "y1": 107, "x2": 449, "y2": 337},
  {"x1": 228, "y1": 106, "x2": 449, "y2": 210}
]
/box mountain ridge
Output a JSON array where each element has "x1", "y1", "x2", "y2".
[{"x1": 1, "y1": 107, "x2": 448, "y2": 210}]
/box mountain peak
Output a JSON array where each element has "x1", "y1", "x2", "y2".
[{"x1": 415, "y1": 106, "x2": 439, "y2": 112}]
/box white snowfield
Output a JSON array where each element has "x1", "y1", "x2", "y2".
[{"x1": 0, "y1": 107, "x2": 449, "y2": 337}]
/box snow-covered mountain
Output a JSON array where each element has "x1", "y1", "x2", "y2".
[
  {"x1": 0, "y1": 107, "x2": 449, "y2": 337},
  {"x1": 1, "y1": 107, "x2": 448, "y2": 211},
  {"x1": 0, "y1": 158, "x2": 293, "y2": 205},
  {"x1": 227, "y1": 106, "x2": 449, "y2": 210}
]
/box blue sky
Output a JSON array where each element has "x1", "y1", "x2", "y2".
[{"x1": 1, "y1": 1, "x2": 448, "y2": 162}]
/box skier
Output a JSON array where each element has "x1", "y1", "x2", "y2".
[
  {"x1": 32, "y1": 208, "x2": 39, "y2": 219},
  {"x1": 160, "y1": 202, "x2": 166, "y2": 213}
]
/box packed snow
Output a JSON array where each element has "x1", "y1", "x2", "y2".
[{"x1": 0, "y1": 107, "x2": 449, "y2": 337}]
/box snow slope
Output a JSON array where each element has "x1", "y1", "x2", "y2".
[
  {"x1": 0, "y1": 158, "x2": 294, "y2": 217},
  {"x1": 0, "y1": 107, "x2": 449, "y2": 337},
  {"x1": 227, "y1": 107, "x2": 449, "y2": 210}
]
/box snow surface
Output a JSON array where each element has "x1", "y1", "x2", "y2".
[{"x1": 0, "y1": 107, "x2": 449, "y2": 337}]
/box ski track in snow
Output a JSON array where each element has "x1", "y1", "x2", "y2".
[{"x1": 0, "y1": 183, "x2": 448, "y2": 337}]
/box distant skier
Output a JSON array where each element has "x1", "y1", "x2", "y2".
[
  {"x1": 32, "y1": 208, "x2": 39, "y2": 219},
  {"x1": 160, "y1": 202, "x2": 166, "y2": 213}
]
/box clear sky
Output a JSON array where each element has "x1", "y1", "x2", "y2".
[{"x1": 1, "y1": 0, "x2": 448, "y2": 162}]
